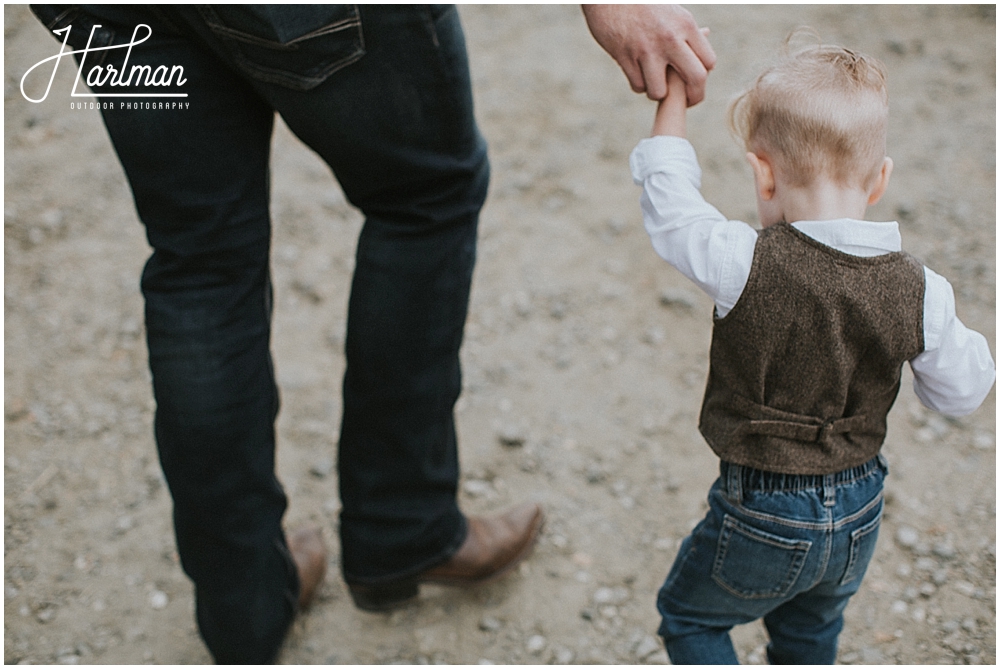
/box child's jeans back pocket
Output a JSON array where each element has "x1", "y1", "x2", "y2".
[
  {"x1": 712, "y1": 514, "x2": 811, "y2": 599},
  {"x1": 839, "y1": 500, "x2": 883, "y2": 585}
]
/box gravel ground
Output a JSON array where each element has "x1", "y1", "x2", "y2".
[{"x1": 4, "y1": 5, "x2": 995, "y2": 664}]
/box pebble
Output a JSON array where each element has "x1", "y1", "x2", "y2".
[
  {"x1": 149, "y1": 591, "x2": 168, "y2": 610},
  {"x1": 972, "y1": 431, "x2": 994, "y2": 450},
  {"x1": 860, "y1": 646, "x2": 883, "y2": 663},
  {"x1": 895, "y1": 525, "x2": 919, "y2": 548},
  {"x1": 746, "y1": 644, "x2": 767, "y2": 664},
  {"x1": 525, "y1": 635, "x2": 547, "y2": 655},
  {"x1": 890, "y1": 600, "x2": 907, "y2": 615},
  {"x1": 896, "y1": 200, "x2": 916, "y2": 220},
  {"x1": 919, "y1": 582, "x2": 936, "y2": 597},
  {"x1": 310, "y1": 457, "x2": 334, "y2": 478},
  {"x1": 119, "y1": 317, "x2": 141, "y2": 337},
  {"x1": 931, "y1": 569, "x2": 949, "y2": 585},
  {"x1": 924, "y1": 415, "x2": 950, "y2": 437},
  {"x1": 646, "y1": 650, "x2": 669, "y2": 664},
  {"x1": 552, "y1": 646, "x2": 575, "y2": 664},
  {"x1": 5, "y1": 397, "x2": 29, "y2": 421},
  {"x1": 932, "y1": 541, "x2": 956, "y2": 559},
  {"x1": 643, "y1": 327, "x2": 665, "y2": 345},
  {"x1": 462, "y1": 480, "x2": 493, "y2": 498},
  {"x1": 581, "y1": 647, "x2": 614, "y2": 664},
  {"x1": 497, "y1": 424, "x2": 526, "y2": 447},
  {"x1": 953, "y1": 581, "x2": 976, "y2": 597},
  {"x1": 658, "y1": 288, "x2": 697, "y2": 311},
  {"x1": 593, "y1": 586, "x2": 629, "y2": 605},
  {"x1": 606, "y1": 216, "x2": 627, "y2": 235},
  {"x1": 584, "y1": 463, "x2": 607, "y2": 484},
  {"x1": 634, "y1": 635, "x2": 661, "y2": 660},
  {"x1": 36, "y1": 604, "x2": 56, "y2": 623},
  {"x1": 653, "y1": 537, "x2": 673, "y2": 551},
  {"x1": 478, "y1": 616, "x2": 502, "y2": 633},
  {"x1": 549, "y1": 299, "x2": 568, "y2": 320}
]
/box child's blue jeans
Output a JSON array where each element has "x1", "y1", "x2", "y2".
[{"x1": 657, "y1": 455, "x2": 887, "y2": 664}]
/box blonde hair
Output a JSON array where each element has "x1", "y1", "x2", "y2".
[{"x1": 729, "y1": 31, "x2": 889, "y2": 189}]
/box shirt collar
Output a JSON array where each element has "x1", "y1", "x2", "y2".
[{"x1": 791, "y1": 219, "x2": 902, "y2": 255}]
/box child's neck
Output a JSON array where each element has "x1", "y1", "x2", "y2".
[{"x1": 774, "y1": 178, "x2": 871, "y2": 224}]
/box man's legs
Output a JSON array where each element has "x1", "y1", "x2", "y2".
[
  {"x1": 211, "y1": 5, "x2": 491, "y2": 584},
  {"x1": 79, "y1": 9, "x2": 297, "y2": 661}
]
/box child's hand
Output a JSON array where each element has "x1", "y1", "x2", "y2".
[{"x1": 651, "y1": 66, "x2": 689, "y2": 137}]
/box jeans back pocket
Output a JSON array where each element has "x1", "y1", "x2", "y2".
[
  {"x1": 839, "y1": 499, "x2": 883, "y2": 585},
  {"x1": 197, "y1": 5, "x2": 364, "y2": 90},
  {"x1": 712, "y1": 514, "x2": 811, "y2": 599}
]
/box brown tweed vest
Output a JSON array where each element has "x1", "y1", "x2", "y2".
[{"x1": 699, "y1": 223, "x2": 925, "y2": 474}]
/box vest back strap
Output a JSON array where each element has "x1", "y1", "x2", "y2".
[{"x1": 730, "y1": 394, "x2": 868, "y2": 444}]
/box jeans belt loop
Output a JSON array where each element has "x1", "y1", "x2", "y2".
[
  {"x1": 822, "y1": 473, "x2": 836, "y2": 507},
  {"x1": 726, "y1": 462, "x2": 743, "y2": 503}
]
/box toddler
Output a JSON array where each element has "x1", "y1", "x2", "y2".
[{"x1": 629, "y1": 36, "x2": 995, "y2": 664}]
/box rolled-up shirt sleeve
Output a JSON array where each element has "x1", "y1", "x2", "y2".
[
  {"x1": 910, "y1": 267, "x2": 996, "y2": 416},
  {"x1": 630, "y1": 136, "x2": 757, "y2": 317}
]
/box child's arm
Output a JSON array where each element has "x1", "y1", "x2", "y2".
[
  {"x1": 651, "y1": 66, "x2": 688, "y2": 137},
  {"x1": 910, "y1": 268, "x2": 995, "y2": 416},
  {"x1": 630, "y1": 64, "x2": 758, "y2": 318}
]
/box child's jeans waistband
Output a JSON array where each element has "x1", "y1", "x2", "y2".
[{"x1": 719, "y1": 454, "x2": 887, "y2": 496}]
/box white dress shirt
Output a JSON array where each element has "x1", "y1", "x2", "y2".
[{"x1": 630, "y1": 135, "x2": 995, "y2": 417}]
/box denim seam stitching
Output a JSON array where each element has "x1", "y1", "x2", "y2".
[
  {"x1": 725, "y1": 488, "x2": 883, "y2": 531},
  {"x1": 194, "y1": 5, "x2": 366, "y2": 90},
  {"x1": 808, "y1": 510, "x2": 835, "y2": 590},
  {"x1": 206, "y1": 17, "x2": 361, "y2": 49}
]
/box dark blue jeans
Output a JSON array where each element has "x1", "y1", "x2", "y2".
[
  {"x1": 32, "y1": 4, "x2": 488, "y2": 663},
  {"x1": 658, "y1": 456, "x2": 887, "y2": 664}
]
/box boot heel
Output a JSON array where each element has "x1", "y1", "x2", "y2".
[{"x1": 347, "y1": 579, "x2": 419, "y2": 612}]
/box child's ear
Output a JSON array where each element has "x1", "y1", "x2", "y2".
[
  {"x1": 867, "y1": 157, "x2": 894, "y2": 205},
  {"x1": 746, "y1": 152, "x2": 775, "y2": 201}
]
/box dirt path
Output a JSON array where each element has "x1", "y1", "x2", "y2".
[{"x1": 5, "y1": 5, "x2": 995, "y2": 664}]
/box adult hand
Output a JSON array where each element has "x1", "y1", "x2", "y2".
[{"x1": 581, "y1": 4, "x2": 716, "y2": 104}]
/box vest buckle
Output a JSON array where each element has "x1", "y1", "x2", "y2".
[{"x1": 816, "y1": 418, "x2": 836, "y2": 442}]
